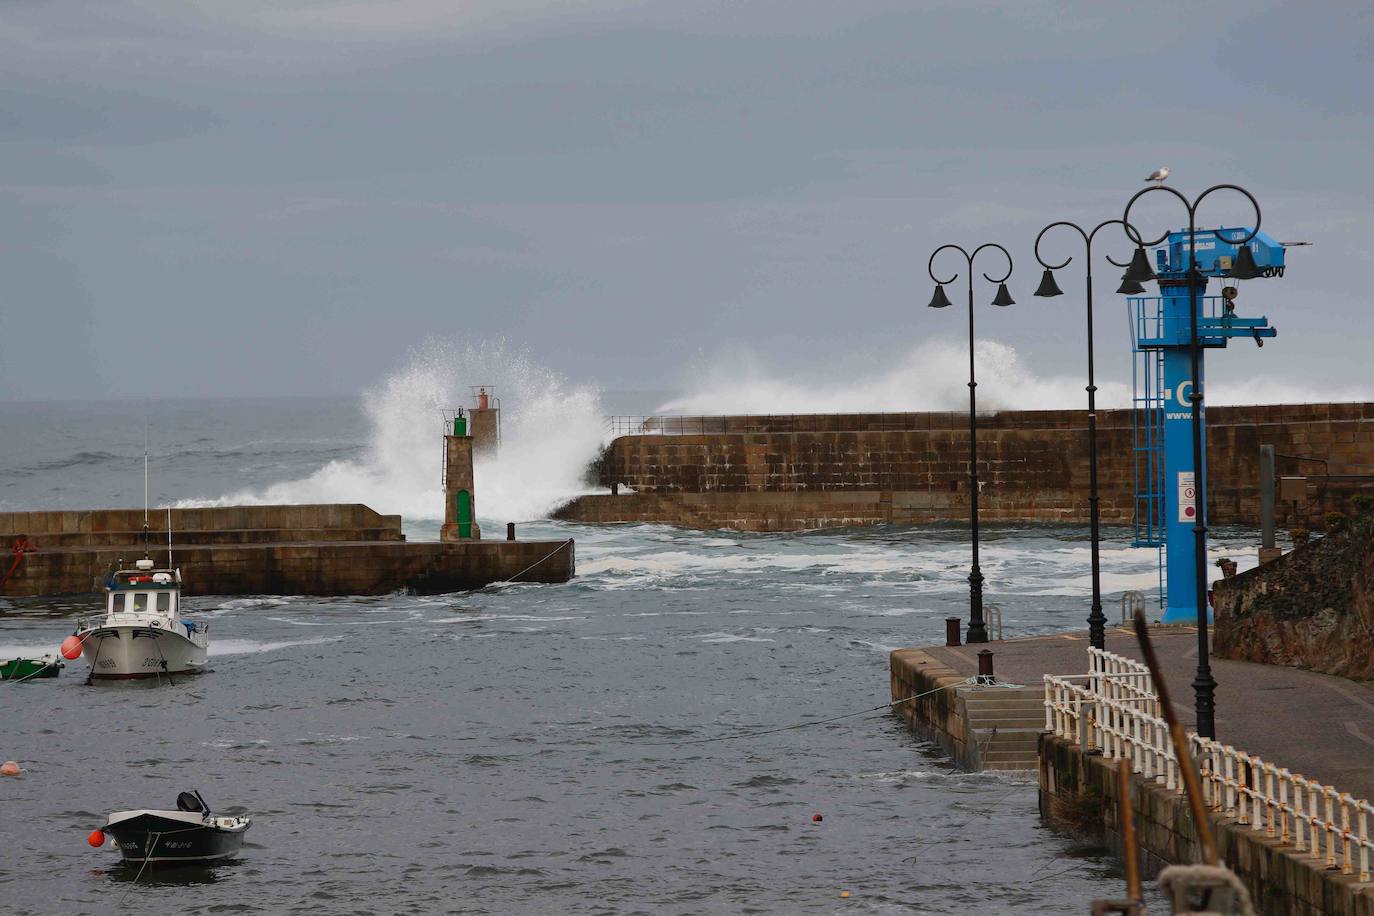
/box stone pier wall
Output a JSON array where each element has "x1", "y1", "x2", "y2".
[
  {"x1": 1040, "y1": 734, "x2": 1374, "y2": 915},
  {"x1": 0, "y1": 504, "x2": 574, "y2": 597},
  {"x1": 557, "y1": 403, "x2": 1374, "y2": 531}
]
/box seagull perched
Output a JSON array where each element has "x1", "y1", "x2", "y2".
[{"x1": 1145, "y1": 167, "x2": 1170, "y2": 184}]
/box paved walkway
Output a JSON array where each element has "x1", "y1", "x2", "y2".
[{"x1": 922, "y1": 625, "x2": 1374, "y2": 803}]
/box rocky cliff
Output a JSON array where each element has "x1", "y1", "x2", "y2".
[{"x1": 1214, "y1": 509, "x2": 1374, "y2": 681}]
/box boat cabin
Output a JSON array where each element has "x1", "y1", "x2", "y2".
[{"x1": 105, "y1": 563, "x2": 183, "y2": 618}]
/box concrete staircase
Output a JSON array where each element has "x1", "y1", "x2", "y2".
[{"x1": 960, "y1": 685, "x2": 1046, "y2": 771}]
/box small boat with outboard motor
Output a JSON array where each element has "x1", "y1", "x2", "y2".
[
  {"x1": 92, "y1": 791, "x2": 251, "y2": 865},
  {"x1": 0, "y1": 654, "x2": 63, "y2": 681},
  {"x1": 64, "y1": 558, "x2": 209, "y2": 680}
]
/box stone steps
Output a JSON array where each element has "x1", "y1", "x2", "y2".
[{"x1": 961, "y1": 686, "x2": 1045, "y2": 769}]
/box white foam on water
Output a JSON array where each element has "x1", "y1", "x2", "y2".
[
  {"x1": 183, "y1": 337, "x2": 606, "y2": 523},
  {"x1": 209, "y1": 635, "x2": 345, "y2": 656},
  {"x1": 689, "y1": 632, "x2": 775, "y2": 644}
]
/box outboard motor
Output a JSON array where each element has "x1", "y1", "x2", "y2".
[{"x1": 176, "y1": 791, "x2": 209, "y2": 814}]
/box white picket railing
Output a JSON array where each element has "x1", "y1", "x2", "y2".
[{"x1": 1044, "y1": 647, "x2": 1374, "y2": 882}]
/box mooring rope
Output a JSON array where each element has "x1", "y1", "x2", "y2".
[
  {"x1": 8, "y1": 659, "x2": 61, "y2": 684},
  {"x1": 150, "y1": 632, "x2": 176, "y2": 687},
  {"x1": 117, "y1": 823, "x2": 206, "y2": 904},
  {"x1": 503, "y1": 538, "x2": 574, "y2": 584}
]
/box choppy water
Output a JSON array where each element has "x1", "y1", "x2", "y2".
[{"x1": 0, "y1": 398, "x2": 1260, "y2": 913}]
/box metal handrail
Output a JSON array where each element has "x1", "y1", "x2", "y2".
[
  {"x1": 1045, "y1": 648, "x2": 1374, "y2": 882},
  {"x1": 606, "y1": 412, "x2": 1020, "y2": 437}
]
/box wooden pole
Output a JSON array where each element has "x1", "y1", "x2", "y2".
[
  {"x1": 1118, "y1": 757, "x2": 1142, "y2": 901},
  {"x1": 1132, "y1": 609, "x2": 1218, "y2": 865}
]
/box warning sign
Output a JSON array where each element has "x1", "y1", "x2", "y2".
[{"x1": 1178, "y1": 471, "x2": 1197, "y2": 523}]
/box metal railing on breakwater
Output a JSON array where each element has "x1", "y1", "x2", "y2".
[
  {"x1": 605, "y1": 413, "x2": 969, "y2": 436},
  {"x1": 1044, "y1": 647, "x2": 1374, "y2": 882}
]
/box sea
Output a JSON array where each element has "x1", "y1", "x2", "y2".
[{"x1": 0, "y1": 385, "x2": 1263, "y2": 914}]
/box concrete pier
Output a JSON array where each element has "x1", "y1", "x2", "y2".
[
  {"x1": 0, "y1": 505, "x2": 573, "y2": 597},
  {"x1": 890, "y1": 628, "x2": 1374, "y2": 914}
]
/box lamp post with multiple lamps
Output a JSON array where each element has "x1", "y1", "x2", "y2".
[
  {"x1": 1031, "y1": 219, "x2": 1140, "y2": 651},
  {"x1": 1119, "y1": 184, "x2": 1263, "y2": 740},
  {"x1": 926, "y1": 243, "x2": 1015, "y2": 645}
]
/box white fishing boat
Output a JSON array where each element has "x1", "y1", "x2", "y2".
[{"x1": 72, "y1": 559, "x2": 208, "y2": 680}]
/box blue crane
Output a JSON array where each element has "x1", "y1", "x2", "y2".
[{"x1": 1128, "y1": 227, "x2": 1285, "y2": 623}]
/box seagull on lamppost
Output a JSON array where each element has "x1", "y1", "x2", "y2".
[{"x1": 1145, "y1": 167, "x2": 1170, "y2": 184}]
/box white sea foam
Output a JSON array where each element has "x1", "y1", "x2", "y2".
[
  {"x1": 184, "y1": 337, "x2": 606, "y2": 523},
  {"x1": 689, "y1": 632, "x2": 775, "y2": 644},
  {"x1": 209, "y1": 635, "x2": 345, "y2": 656}
]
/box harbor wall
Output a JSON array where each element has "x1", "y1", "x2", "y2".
[
  {"x1": 3, "y1": 539, "x2": 573, "y2": 596},
  {"x1": 1039, "y1": 734, "x2": 1374, "y2": 916},
  {"x1": 0, "y1": 504, "x2": 403, "y2": 543},
  {"x1": 557, "y1": 403, "x2": 1374, "y2": 531},
  {"x1": 0, "y1": 504, "x2": 574, "y2": 597}
]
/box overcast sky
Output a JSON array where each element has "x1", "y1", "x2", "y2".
[{"x1": 2, "y1": 0, "x2": 1371, "y2": 405}]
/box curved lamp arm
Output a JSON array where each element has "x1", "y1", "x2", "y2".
[
  {"x1": 1037, "y1": 219, "x2": 1146, "y2": 271},
  {"x1": 971, "y1": 242, "x2": 1013, "y2": 284},
  {"x1": 1034, "y1": 221, "x2": 1088, "y2": 271},
  {"x1": 928, "y1": 243, "x2": 971, "y2": 286},
  {"x1": 1123, "y1": 184, "x2": 1262, "y2": 251},
  {"x1": 1091, "y1": 219, "x2": 1145, "y2": 268},
  {"x1": 1194, "y1": 184, "x2": 1262, "y2": 247},
  {"x1": 1123, "y1": 185, "x2": 1193, "y2": 247}
]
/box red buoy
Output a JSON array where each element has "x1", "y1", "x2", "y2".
[
  {"x1": 87, "y1": 829, "x2": 105, "y2": 848},
  {"x1": 812, "y1": 813, "x2": 823, "y2": 823},
  {"x1": 61, "y1": 635, "x2": 83, "y2": 660}
]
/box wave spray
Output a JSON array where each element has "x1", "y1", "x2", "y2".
[{"x1": 197, "y1": 338, "x2": 606, "y2": 523}]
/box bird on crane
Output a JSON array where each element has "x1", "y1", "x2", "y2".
[{"x1": 1145, "y1": 167, "x2": 1170, "y2": 184}]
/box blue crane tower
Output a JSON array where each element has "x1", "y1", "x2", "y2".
[{"x1": 1128, "y1": 227, "x2": 1286, "y2": 623}]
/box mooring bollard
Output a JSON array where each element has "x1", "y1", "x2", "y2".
[
  {"x1": 506, "y1": 522, "x2": 516, "y2": 541},
  {"x1": 977, "y1": 649, "x2": 994, "y2": 685},
  {"x1": 945, "y1": 617, "x2": 961, "y2": 647}
]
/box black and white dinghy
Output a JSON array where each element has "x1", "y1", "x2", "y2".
[{"x1": 100, "y1": 791, "x2": 251, "y2": 865}]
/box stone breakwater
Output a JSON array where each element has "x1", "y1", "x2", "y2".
[
  {"x1": 0, "y1": 505, "x2": 573, "y2": 597},
  {"x1": 557, "y1": 403, "x2": 1374, "y2": 531}
]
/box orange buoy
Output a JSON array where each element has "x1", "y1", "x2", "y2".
[
  {"x1": 87, "y1": 829, "x2": 105, "y2": 848},
  {"x1": 0, "y1": 760, "x2": 20, "y2": 777},
  {"x1": 840, "y1": 891, "x2": 851, "y2": 899},
  {"x1": 60, "y1": 635, "x2": 83, "y2": 660}
]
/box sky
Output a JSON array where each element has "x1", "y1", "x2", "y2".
[{"x1": 2, "y1": 0, "x2": 1372, "y2": 406}]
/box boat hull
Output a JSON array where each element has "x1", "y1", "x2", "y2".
[
  {"x1": 80, "y1": 626, "x2": 208, "y2": 679},
  {"x1": 105, "y1": 812, "x2": 249, "y2": 864}
]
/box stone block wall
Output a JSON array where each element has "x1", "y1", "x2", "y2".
[
  {"x1": 562, "y1": 403, "x2": 1374, "y2": 530},
  {"x1": 1040, "y1": 734, "x2": 1374, "y2": 915},
  {"x1": 0, "y1": 504, "x2": 403, "y2": 540}
]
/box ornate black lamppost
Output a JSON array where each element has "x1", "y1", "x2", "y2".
[
  {"x1": 926, "y1": 243, "x2": 1015, "y2": 644},
  {"x1": 1121, "y1": 184, "x2": 1262, "y2": 740},
  {"x1": 1032, "y1": 219, "x2": 1139, "y2": 651}
]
